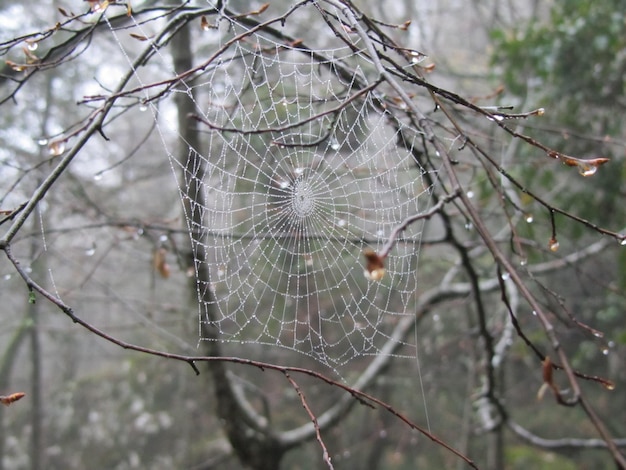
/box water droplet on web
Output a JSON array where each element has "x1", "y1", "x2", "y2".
[
  {"x1": 532, "y1": 310, "x2": 537, "y2": 316},
  {"x1": 519, "y1": 258, "x2": 528, "y2": 266},
  {"x1": 548, "y1": 238, "x2": 559, "y2": 252},
  {"x1": 294, "y1": 167, "x2": 305, "y2": 177},
  {"x1": 464, "y1": 221, "x2": 473, "y2": 231},
  {"x1": 376, "y1": 229, "x2": 384, "y2": 237},
  {"x1": 48, "y1": 140, "x2": 66, "y2": 156},
  {"x1": 3, "y1": 274, "x2": 11, "y2": 281},
  {"x1": 330, "y1": 138, "x2": 340, "y2": 151},
  {"x1": 466, "y1": 190, "x2": 474, "y2": 199},
  {"x1": 337, "y1": 219, "x2": 346, "y2": 227},
  {"x1": 525, "y1": 214, "x2": 534, "y2": 223},
  {"x1": 500, "y1": 272, "x2": 510, "y2": 280},
  {"x1": 601, "y1": 347, "x2": 609, "y2": 356},
  {"x1": 93, "y1": 173, "x2": 103, "y2": 181},
  {"x1": 159, "y1": 234, "x2": 168, "y2": 242},
  {"x1": 37, "y1": 138, "x2": 48, "y2": 146},
  {"x1": 85, "y1": 246, "x2": 96, "y2": 257}
]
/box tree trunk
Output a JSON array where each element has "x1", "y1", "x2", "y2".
[{"x1": 170, "y1": 16, "x2": 286, "y2": 469}]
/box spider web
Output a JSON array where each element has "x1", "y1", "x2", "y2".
[{"x1": 140, "y1": 4, "x2": 434, "y2": 368}]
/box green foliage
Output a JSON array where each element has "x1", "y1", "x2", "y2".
[{"x1": 492, "y1": 0, "x2": 626, "y2": 119}]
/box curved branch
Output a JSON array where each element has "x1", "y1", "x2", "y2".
[{"x1": 508, "y1": 420, "x2": 626, "y2": 452}]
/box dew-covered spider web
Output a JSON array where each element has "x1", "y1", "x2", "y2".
[{"x1": 124, "y1": 2, "x2": 435, "y2": 369}]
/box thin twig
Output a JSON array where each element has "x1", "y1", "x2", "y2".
[
  {"x1": 284, "y1": 372, "x2": 334, "y2": 469},
  {"x1": 378, "y1": 188, "x2": 461, "y2": 258}
]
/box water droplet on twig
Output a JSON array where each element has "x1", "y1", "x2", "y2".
[
  {"x1": 200, "y1": 16, "x2": 214, "y2": 31},
  {"x1": 48, "y1": 140, "x2": 66, "y2": 156},
  {"x1": 409, "y1": 50, "x2": 425, "y2": 64},
  {"x1": 548, "y1": 237, "x2": 559, "y2": 252},
  {"x1": 578, "y1": 164, "x2": 598, "y2": 177},
  {"x1": 603, "y1": 381, "x2": 616, "y2": 391}
]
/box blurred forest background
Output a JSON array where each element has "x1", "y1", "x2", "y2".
[{"x1": 0, "y1": 0, "x2": 624, "y2": 469}]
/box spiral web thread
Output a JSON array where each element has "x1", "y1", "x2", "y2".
[{"x1": 167, "y1": 6, "x2": 435, "y2": 369}]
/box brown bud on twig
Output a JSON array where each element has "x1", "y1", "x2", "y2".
[{"x1": 363, "y1": 249, "x2": 385, "y2": 281}]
